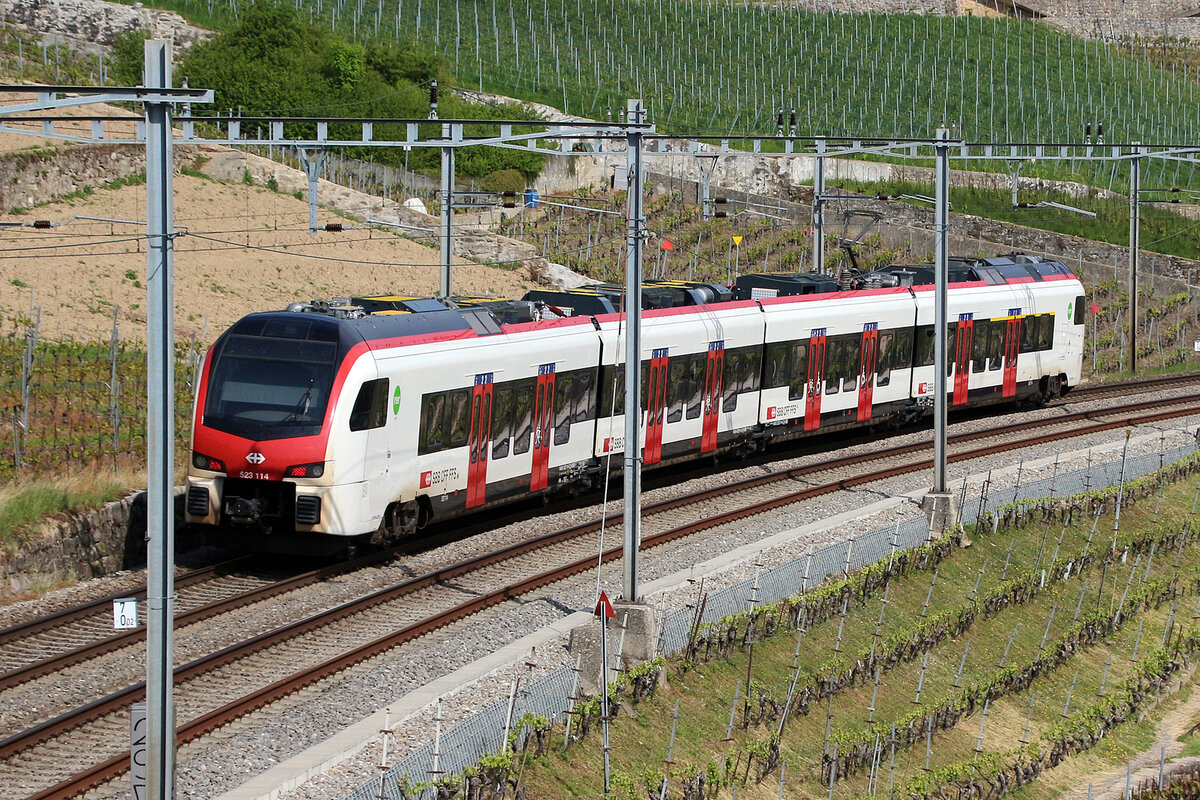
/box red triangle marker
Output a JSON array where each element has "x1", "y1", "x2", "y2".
[
  {"x1": 1090, "y1": 301, "x2": 1101, "y2": 314},
  {"x1": 660, "y1": 239, "x2": 674, "y2": 251},
  {"x1": 594, "y1": 590, "x2": 616, "y2": 618}
]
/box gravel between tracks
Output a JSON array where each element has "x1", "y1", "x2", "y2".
[{"x1": 7, "y1": 385, "x2": 1200, "y2": 800}]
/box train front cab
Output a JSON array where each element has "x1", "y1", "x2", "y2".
[{"x1": 185, "y1": 313, "x2": 388, "y2": 554}]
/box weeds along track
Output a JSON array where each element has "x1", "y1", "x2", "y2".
[{"x1": 4, "y1": 392, "x2": 1200, "y2": 800}]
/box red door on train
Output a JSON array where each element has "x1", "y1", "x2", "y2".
[
  {"x1": 953, "y1": 314, "x2": 974, "y2": 406},
  {"x1": 466, "y1": 373, "x2": 493, "y2": 509},
  {"x1": 804, "y1": 328, "x2": 827, "y2": 431},
  {"x1": 644, "y1": 348, "x2": 669, "y2": 465},
  {"x1": 701, "y1": 341, "x2": 723, "y2": 453},
  {"x1": 530, "y1": 364, "x2": 555, "y2": 492},
  {"x1": 856, "y1": 323, "x2": 879, "y2": 422},
  {"x1": 1003, "y1": 312, "x2": 1022, "y2": 398}
]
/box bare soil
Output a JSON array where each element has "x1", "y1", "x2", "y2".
[{"x1": 0, "y1": 96, "x2": 533, "y2": 344}]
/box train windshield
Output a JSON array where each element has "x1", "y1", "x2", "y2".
[{"x1": 202, "y1": 317, "x2": 341, "y2": 440}]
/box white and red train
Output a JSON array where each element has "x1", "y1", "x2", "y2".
[{"x1": 185, "y1": 254, "x2": 1085, "y2": 553}]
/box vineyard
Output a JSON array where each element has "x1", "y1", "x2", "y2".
[
  {"x1": 508, "y1": 457, "x2": 1200, "y2": 799},
  {"x1": 133, "y1": 0, "x2": 1200, "y2": 192},
  {"x1": 0, "y1": 316, "x2": 199, "y2": 484}
]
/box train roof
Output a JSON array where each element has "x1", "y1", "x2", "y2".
[{"x1": 238, "y1": 254, "x2": 1073, "y2": 343}]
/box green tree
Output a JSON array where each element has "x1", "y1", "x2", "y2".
[
  {"x1": 179, "y1": 0, "x2": 544, "y2": 178},
  {"x1": 109, "y1": 29, "x2": 153, "y2": 86}
]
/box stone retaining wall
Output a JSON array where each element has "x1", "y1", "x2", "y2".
[
  {"x1": 0, "y1": 143, "x2": 147, "y2": 213},
  {"x1": 1, "y1": 490, "x2": 197, "y2": 596},
  {"x1": 6, "y1": 492, "x2": 135, "y2": 595},
  {"x1": 0, "y1": 0, "x2": 211, "y2": 53},
  {"x1": 1050, "y1": 16, "x2": 1200, "y2": 40},
  {"x1": 1023, "y1": 0, "x2": 1200, "y2": 17}
]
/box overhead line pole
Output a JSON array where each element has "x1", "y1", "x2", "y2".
[
  {"x1": 623, "y1": 98, "x2": 645, "y2": 604},
  {"x1": 812, "y1": 136, "x2": 826, "y2": 275},
  {"x1": 933, "y1": 127, "x2": 950, "y2": 496},
  {"x1": 1129, "y1": 142, "x2": 1141, "y2": 374},
  {"x1": 143, "y1": 39, "x2": 177, "y2": 800},
  {"x1": 440, "y1": 123, "x2": 455, "y2": 298}
]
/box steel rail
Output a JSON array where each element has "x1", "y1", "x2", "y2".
[{"x1": 0, "y1": 557, "x2": 251, "y2": 648}]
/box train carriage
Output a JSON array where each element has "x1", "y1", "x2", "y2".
[{"x1": 185, "y1": 254, "x2": 1086, "y2": 554}]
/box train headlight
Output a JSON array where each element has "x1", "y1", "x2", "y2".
[
  {"x1": 285, "y1": 462, "x2": 325, "y2": 478},
  {"x1": 192, "y1": 452, "x2": 226, "y2": 472}
]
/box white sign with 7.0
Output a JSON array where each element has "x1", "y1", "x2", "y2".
[{"x1": 113, "y1": 598, "x2": 138, "y2": 630}]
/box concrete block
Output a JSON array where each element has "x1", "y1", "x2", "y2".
[
  {"x1": 921, "y1": 491, "x2": 959, "y2": 539},
  {"x1": 567, "y1": 601, "x2": 658, "y2": 696}
]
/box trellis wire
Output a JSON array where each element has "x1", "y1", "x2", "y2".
[{"x1": 346, "y1": 440, "x2": 1195, "y2": 800}]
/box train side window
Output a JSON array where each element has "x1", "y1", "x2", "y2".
[
  {"x1": 970, "y1": 322, "x2": 986, "y2": 373},
  {"x1": 722, "y1": 349, "x2": 740, "y2": 412},
  {"x1": 512, "y1": 379, "x2": 535, "y2": 454},
  {"x1": 740, "y1": 347, "x2": 761, "y2": 394},
  {"x1": 876, "y1": 332, "x2": 893, "y2": 387},
  {"x1": 575, "y1": 371, "x2": 595, "y2": 423},
  {"x1": 824, "y1": 337, "x2": 842, "y2": 395},
  {"x1": 445, "y1": 388, "x2": 470, "y2": 448},
  {"x1": 667, "y1": 360, "x2": 686, "y2": 423},
  {"x1": 892, "y1": 328, "x2": 914, "y2": 370},
  {"x1": 349, "y1": 378, "x2": 389, "y2": 431},
  {"x1": 1039, "y1": 314, "x2": 1055, "y2": 350},
  {"x1": 598, "y1": 366, "x2": 625, "y2": 417},
  {"x1": 764, "y1": 342, "x2": 790, "y2": 389},
  {"x1": 788, "y1": 342, "x2": 809, "y2": 400},
  {"x1": 1074, "y1": 295, "x2": 1086, "y2": 326},
  {"x1": 418, "y1": 392, "x2": 446, "y2": 454},
  {"x1": 1020, "y1": 316, "x2": 1035, "y2": 353},
  {"x1": 491, "y1": 385, "x2": 513, "y2": 460},
  {"x1": 918, "y1": 325, "x2": 936, "y2": 366},
  {"x1": 842, "y1": 336, "x2": 860, "y2": 393},
  {"x1": 553, "y1": 374, "x2": 574, "y2": 445},
  {"x1": 987, "y1": 322, "x2": 1004, "y2": 370},
  {"x1": 946, "y1": 324, "x2": 957, "y2": 377},
  {"x1": 685, "y1": 354, "x2": 703, "y2": 420}
]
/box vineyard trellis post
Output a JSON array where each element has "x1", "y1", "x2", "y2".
[
  {"x1": 16, "y1": 291, "x2": 40, "y2": 472},
  {"x1": 108, "y1": 305, "x2": 120, "y2": 458}
]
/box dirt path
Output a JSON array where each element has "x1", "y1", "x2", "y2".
[{"x1": 1059, "y1": 667, "x2": 1200, "y2": 799}]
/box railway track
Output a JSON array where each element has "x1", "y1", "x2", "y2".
[{"x1": 5, "y1": 389, "x2": 1200, "y2": 800}]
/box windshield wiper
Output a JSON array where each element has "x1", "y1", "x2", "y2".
[{"x1": 281, "y1": 380, "x2": 315, "y2": 424}]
